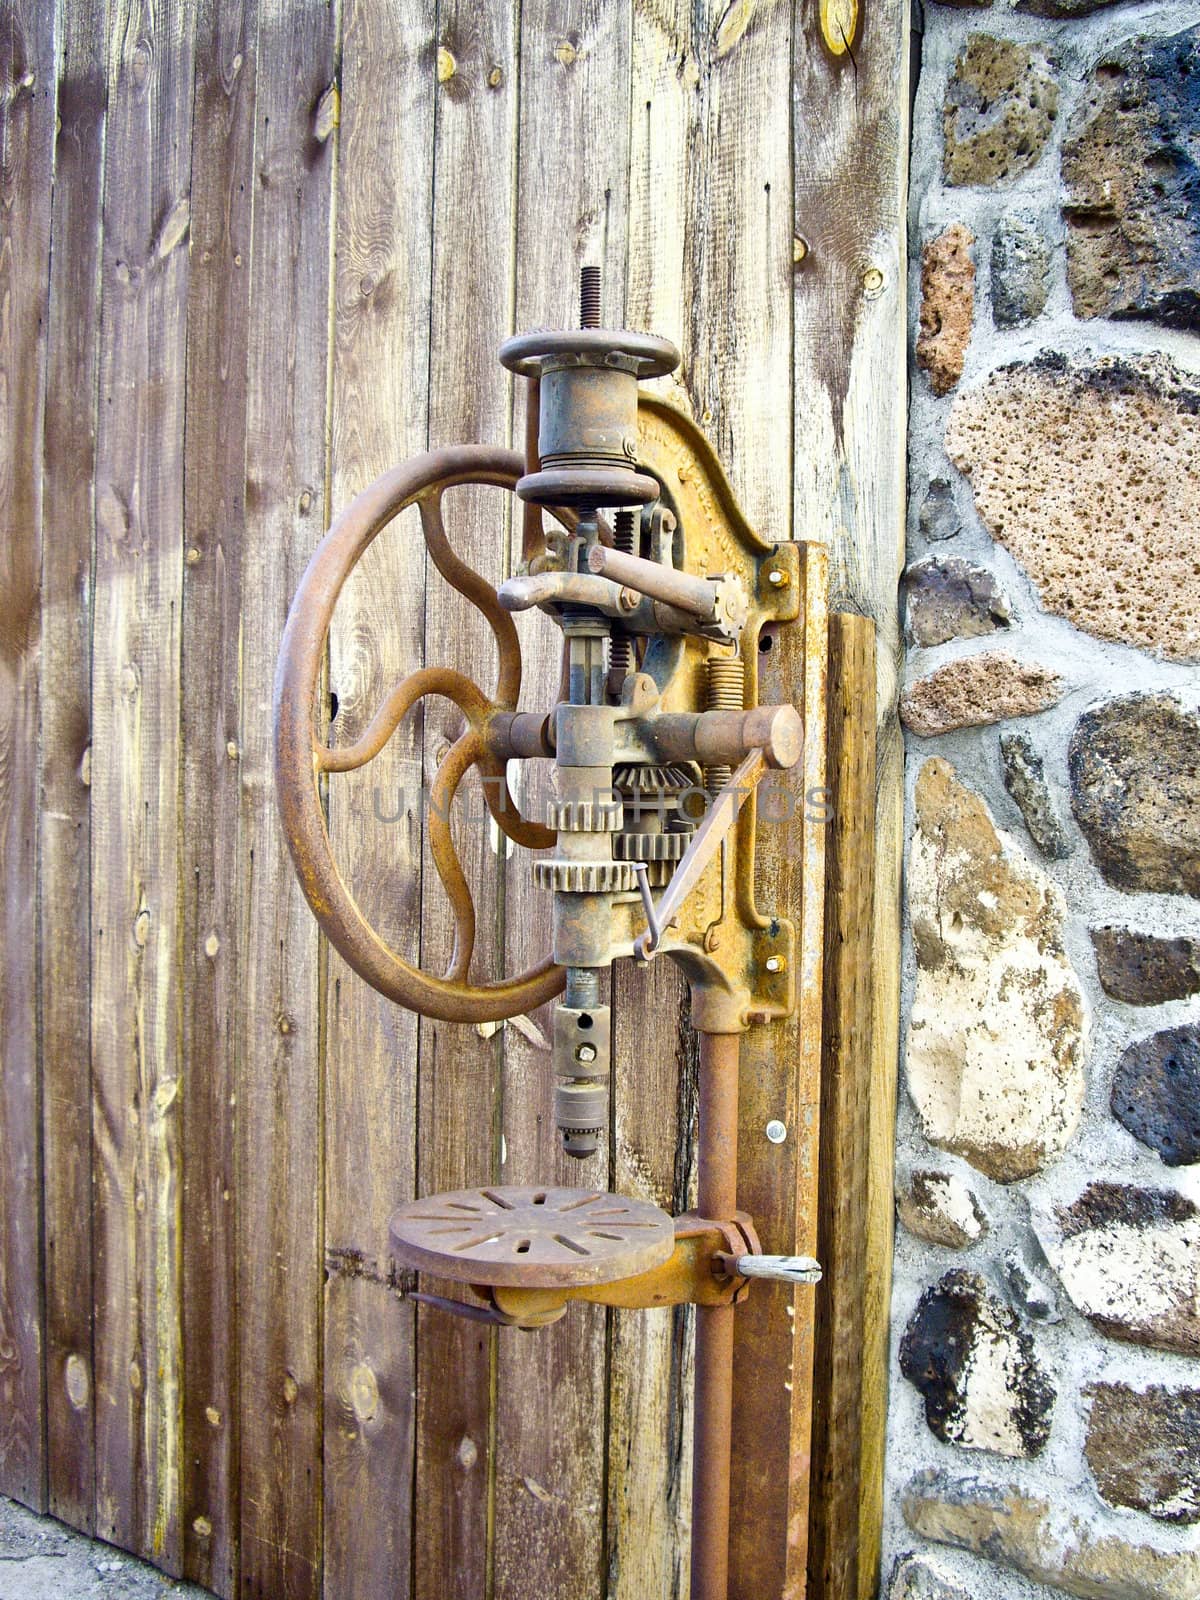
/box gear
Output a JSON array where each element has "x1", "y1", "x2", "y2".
[
  {"x1": 532, "y1": 859, "x2": 640, "y2": 894},
  {"x1": 613, "y1": 831, "x2": 688, "y2": 862},
  {"x1": 612, "y1": 762, "x2": 696, "y2": 795},
  {"x1": 546, "y1": 797, "x2": 625, "y2": 832}
]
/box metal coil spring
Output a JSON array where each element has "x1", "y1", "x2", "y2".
[{"x1": 705, "y1": 656, "x2": 745, "y2": 793}]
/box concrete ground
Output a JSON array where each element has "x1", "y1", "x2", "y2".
[{"x1": 0, "y1": 1499, "x2": 213, "y2": 1600}]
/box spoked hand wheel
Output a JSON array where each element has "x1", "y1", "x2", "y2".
[{"x1": 274, "y1": 444, "x2": 569, "y2": 1023}]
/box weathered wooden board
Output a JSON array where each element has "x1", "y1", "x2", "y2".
[
  {"x1": 40, "y1": 0, "x2": 106, "y2": 1534},
  {"x1": 0, "y1": 0, "x2": 55, "y2": 1516},
  {"x1": 412, "y1": 8, "x2": 518, "y2": 1599},
  {"x1": 0, "y1": 3, "x2": 908, "y2": 1594},
  {"x1": 236, "y1": 5, "x2": 337, "y2": 1595},
  {"x1": 90, "y1": 3, "x2": 195, "y2": 1568},
  {"x1": 809, "y1": 613, "x2": 877, "y2": 1600},
  {"x1": 323, "y1": 6, "x2": 431, "y2": 1596},
  {"x1": 179, "y1": 3, "x2": 258, "y2": 1589},
  {"x1": 791, "y1": 4, "x2": 909, "y2": 1591}
]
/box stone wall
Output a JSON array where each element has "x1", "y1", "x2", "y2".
[{"x1": 887, "y1": 2, "x2": 1200, "y2": 1597}]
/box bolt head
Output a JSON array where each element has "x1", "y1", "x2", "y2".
[
  {"x1": 765, "y1": 955, "x2": 782, "y2": 973},
  {"x1": 576, "y1": 1043, "x2": 597, "y2": 1063},
  {"x1": 766, "y1": 569, "x2": 787, "y2": 588},
  {"x1": 765, "y1": 1119, "x2": 787, "y2": 1144}
]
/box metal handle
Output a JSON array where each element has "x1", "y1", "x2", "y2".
[
  {"x1": 732, "y1": 1255, "x2": 822, "y2": 1284},
  {"x1": 634, "y1": 747, "x2": 767, "y2": 960}
]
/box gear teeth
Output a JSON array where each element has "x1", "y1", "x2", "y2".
[
  {"x1": 532, "y1": 859, "x2": 641, "y2": 894},
  {"x1": 612, "y1": 762, "x2": 696, "y2": 794},
  {"x1": 545, "y1": 797, "x2": 625, "y2": 832},
  {"x1": 613, "y1": 831, "x2": 689, "y2": 862}
]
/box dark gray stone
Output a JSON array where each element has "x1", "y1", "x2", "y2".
[
  {"x1": 919, "y1": 478, "x2": 963, "y2": 543},
  {"x1": 1068, "y1": 696, "x2": 1200, "y2": 898},
  {"x1": 1086, "y1": 1383, "x2": 1200, "y2": 1525},
  {"x1": 1092, "y1": 927, "x2": 1200, "y2": 1006},
  {"x1": 1063, "y1": 27, "x2": 1200, "y2": 332},
  {"x1": 991, "y1": 215, "x2": 1051, "y2": 327},
  {"x1": 999, "y1": 732, "x2": 1070, "y2": 860},
  {"x1": 1112, "y1": 1027, "x2": 1200, "y2": 1168},
  {"x1": 905, "y1": 557, "x2": 1010, "y2": 647},
  {"x1": 899, "y1": 1270, "x2": 1054, "y2": 1458},
  {"x1": 1003, "y1": 1250, "x2": 1061, "y2": 1323},
  {"x1": 944, "y1": 36, "x2": 1058, "y2": 189}
]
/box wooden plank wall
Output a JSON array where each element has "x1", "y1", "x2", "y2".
[{"x1": 0, "y1": 2, "x2": 906, "y2": 1596}]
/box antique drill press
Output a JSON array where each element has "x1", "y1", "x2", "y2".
[{"x1": 275, "y1": 269, "x2": 826, "y2": 1600}]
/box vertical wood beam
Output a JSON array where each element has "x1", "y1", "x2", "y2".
[
  {"x1": 41, "y1": 0, "x2": 106, "y2": 1535},
  {"x1": 808, "y1": 613, "x2": 877, "y2": 1600},
  {"x1": 323, "y1": 6, "x2": 432, "y2": 1595},
  {"x1": 179, "y1": 2, "x2": 258, "y2": 1591},
  {"x1": 791, "y1": 4, "x2": 909, "y2": 1594},
  {"x1": 237, "y1": 4, "x2": 338, "y2": 1594},
  {"x1": 412, "y1": 6, "x2": 516, "y2": 1599},
  {"x1": 90, "y1": 2, "x2": 196, "y2": 1568},
  {"x1": 0, "y1": 0, "x2": 56, "y2": 1515}
]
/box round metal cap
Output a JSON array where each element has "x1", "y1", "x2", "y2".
[
  {"x1": 499, "y1": 327, "x2": 680, "y2": 379},
  {"x1": 389, "y1": 1185, "x2": 674, "y2": 1288},
  {"x1": 515, "y1": 465, "x2": 662, "y2": 508}
]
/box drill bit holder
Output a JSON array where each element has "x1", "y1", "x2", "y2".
[{"x1": 274, "y1": 270, "x2": 829, "y2": 1600}]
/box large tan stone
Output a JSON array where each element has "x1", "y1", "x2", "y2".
[
  {"x1": 907, "y1": 760, "x2": 1087, "y2": 1181},
  {"x1": 917, "y1": 225, "x2": 976, "y2": 396},
  {"x1": 947, "y1": 354, "x2": 1200, "y2": 661},
  {"x1": 901, "y1": 652, "x2": 1063, "y2": 736},
  {"x1": 903, "y1": 1468, "x2": 1200, "y2": 1600}
]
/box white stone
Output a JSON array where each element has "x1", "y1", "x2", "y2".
[{"x1": 907, "y1": 760, "x2": 1088, "y2": 1182}]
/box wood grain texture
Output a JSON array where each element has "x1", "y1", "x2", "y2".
[
  {"x1": 40, "y1": 0, "x2": 106, "y2": 1534},
  {"x1": 808, "y1": 613, "x2": 876, "y2": 1600},
  {"x1": 236, "y1": 5, "x2": 337, "y2": 1594},
  {"x1": 608, "y1": 960, "x2": 695, "y2": 1600},
  {"x1": 323, "y1": 6, "x2": 431, "y2": 1595},
  {"x1": 412, "y1": 7, "x2": 516, "y2": 1598},
  {"x1": 492, "y1": 7, "x2": 632, "y2": 1597},
  {"x1": 0, "y1": 2, "x2": 910, "y2": 1590},
  {"x1": 90, "y1": 3, "x2": 195, "y2": 1567},
  {"x1": 180, "y1": 2, "x2": 257, "y2": 1590},
  {"x1": 0, "y1": 0, "x2": 55, "y2": 1514},
  {"x1": 790, "y1": 5, "x2": 908, "y2": 1591}
]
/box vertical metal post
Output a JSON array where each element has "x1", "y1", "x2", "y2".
[{"x1": 691, "y1": 1028, "x2": 740, "y2": 1600}]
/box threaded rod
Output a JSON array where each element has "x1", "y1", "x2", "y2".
[
  {"x1": 580, "y1": 265, "x2": 601, "y2": 328},
  {"x1": 704, "y1": 656, "x2": 745, "y2": 793}
]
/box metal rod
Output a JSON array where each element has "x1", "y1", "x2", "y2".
[
  {"x1": 521, "y1": 374, "x2": 543, "y2": 564},
  {"x1": 691, "y1": 1029, "x2": 740, "y2": 1600},
  {"x1": 588, "y1": 541, "x2": 720, "y2": 622}
]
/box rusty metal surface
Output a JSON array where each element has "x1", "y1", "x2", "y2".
[
  {"x1": 273, "y1": 445, "x2": 566, "y2": 1022},
  {"x1": 389, "y1": 1187, "x2": 674, "y2": 1288},
  {"x1": 274, "y1": 386, "x2": 834, "y2": 1599},
  {"x1": 692, "y1": 1030, "x2": 742, "y2": 1600}
]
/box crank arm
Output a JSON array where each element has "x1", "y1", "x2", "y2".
[{"x1": 634, "y1": 747, "x2": 767, "y2": 960}]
